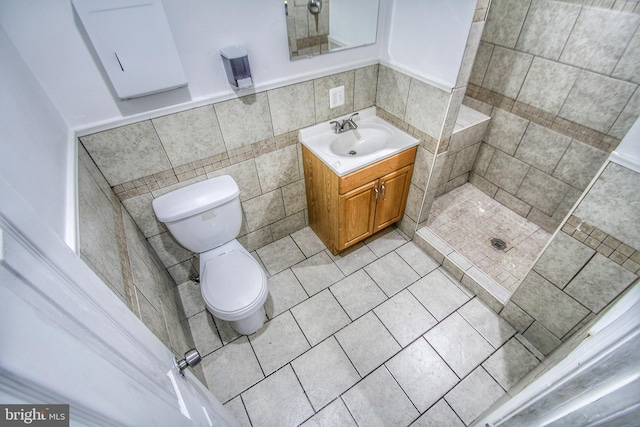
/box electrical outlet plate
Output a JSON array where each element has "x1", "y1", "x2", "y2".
[{"x1": 329, "y1": 86, "x2": 345, "y2": 109}]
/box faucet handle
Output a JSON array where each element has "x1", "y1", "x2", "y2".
[
  {"x1": 330, "y1": 120, "x2": 341, "y2": 133},
  {"x1": 345, "y1": 112, "x2": 359, "y2": 130}
]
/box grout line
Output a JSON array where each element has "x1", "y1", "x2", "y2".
[
  {"x1": 237, "y1": 394, "x2": 254, "y2": 427},
  {"x1": 288, "y1": 362, "x2": 316, "y2": 418},
  {"x1": 442, "y1": 398, "x2": 466, "y2": 426},
  {"x1": 382, "y1": 364, "x2": 422, "y2": 416},
  {"x1": 512, "y1": 0, "x2": 534, "y2": 53}
]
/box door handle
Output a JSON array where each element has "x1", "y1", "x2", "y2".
[
  {"x1": 380, "y1": 182, "x2": 386, "y2": 199},
  {"x1": 373, "y1": 186, "x2": 379, "y2": 201}
]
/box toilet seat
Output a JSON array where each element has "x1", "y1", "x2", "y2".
[{"x1": 201, "y1": 249, "x2": 267, "y2": 320}]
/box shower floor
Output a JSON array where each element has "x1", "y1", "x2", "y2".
[{"x1": 426, "y1": 184, "x2": 551, "y2": 294}]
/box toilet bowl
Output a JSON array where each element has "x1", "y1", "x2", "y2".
[
  {"x1": 200, "y1": 240, "x2": 268, "y2": 335},
  {"x1": 151, "y1": 175, "x2": 269, "y2": 335}
]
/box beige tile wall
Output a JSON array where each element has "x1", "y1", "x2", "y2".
[
  {"x1": 437, "y1": 106, "x2": 491, "y2": 196},
  {"x1": 78, "y1": 143, "x2": 196, "y2": 360},
  {"x1": 374, "y1": 68, "x2": 456, "y2": 236},
  {"x1": 80, "y1": 65, "x2": 380, "y2": 279},
  {"x1": 500, "y1": 161, "x2": 640, "y2": 356},
  {"x1": 78, "y1": 65, "x2": 378, "y2": 360},
  {"x1": 466, "y1": 0, "x2": 640, "y2": 232}
]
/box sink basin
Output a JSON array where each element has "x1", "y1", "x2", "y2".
[
  {"x1": 299, "y1": 107, "x2": 420, "y2": 176},
  {"x1": 328, "y1": 124, "x2": 392, "y2": 157}
]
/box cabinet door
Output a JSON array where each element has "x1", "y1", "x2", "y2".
[
  {"x1": 373, "y1": 164, "x2": 413, "y2": 232},
  {"x1": 338, "y1": 180, "x2": 378, "y2": 251}
]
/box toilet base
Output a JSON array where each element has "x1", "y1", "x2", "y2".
[{"x1": 223, "y1": 305, "x2": 266, "y2": 335}]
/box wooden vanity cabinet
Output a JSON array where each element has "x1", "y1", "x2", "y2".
[{"x1": 302, "y1": 145, "x2": 416, "y2": 255}]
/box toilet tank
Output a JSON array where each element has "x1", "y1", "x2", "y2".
[{"x1": 152, "y1": 175, "x2": 242, "y2": 253}]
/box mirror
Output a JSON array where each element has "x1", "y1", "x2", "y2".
[{"x1": 285, "y1": 0, "x2": 380, "y2": 60}]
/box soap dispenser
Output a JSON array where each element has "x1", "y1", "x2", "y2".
[{"x1": 220, "y1": 46, "x2": 253, "y2": 89}]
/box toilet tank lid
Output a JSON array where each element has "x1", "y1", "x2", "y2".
[{"x1": 152, "y1": 175, "x2": 239, "y2": 222}]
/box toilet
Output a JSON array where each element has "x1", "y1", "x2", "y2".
[{"x1": 152, "y1": 175, "x2": 268, "y2": 335}]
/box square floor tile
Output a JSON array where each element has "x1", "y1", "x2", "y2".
[
  {"x1": 342, "y1": 366, "x2": 419, "y2": 427},
  {"x1": 223, "y1": 396, "x2": 252, "y2": 427},
  {"x1": 412, "y1": 399, "x2": 464, "y2": 427},
  {"x1": 265, "y1": 268, "x2": 308, "y2": 319},
  {"x1": 386, "y1": 338, "x2": 459, "y2": 412},
  {"x1": 395, "y1": 242, "x2": 440, "y2": 277},
  {"x1": 514, "y1": 333, "x2": 545, "y2": 361},
  {"x1": 292, "y1": 251, "x2": 345, "y2": 296},
  {"x1": 256, "y1": 236, "x2": 305, "y2": 276},
  {"x1": 291, "y1": 289, "x2": 351, "y2": 346},
  {"x1": 201, "y1": 336, "x2": 264, "y2": 403},
  {"x1": 300, "y1": 398, "x2": 357, "y2": 427},
  {"x1": 242, "y1": 365, "x2": 314, "y2": 427},
  {"x1": 330, "y1": 269, "x2": 387, "y2": 320},
  {"x1": 409, "y1": 269, "x2": 470, "y2": 320},
  {"x1": 213, "y1": 317, "x2": 241, "y2": 345},
  {"x1": 482, "y1": 338, "x2": 540, "y2": 390},
  {"x1": 188, "y1": 310, "x2": 223, "y2": 357},
  {"x1": 365, "y1": 227, "x2": 408, "y2": 257},
  {"x1": 291, "y1": 337, "x2": 360, "y2": 411},
  {"x1": 249, "y1": 311, "x2": 310, "y2": 375},
  {"x1": 291, "y1": 227, "x2": 327, "y2": 257},
  {"x1": 335, "y1": 312, "x2": 401, "y2": 376},
  {"x1": 364, "y1": 251, "x2": 420, "y2": 297},
  {"x1": 445, "y1": 367, "x2": 505, "y2": 425},
  {"x1": 458, "y1": 298, "x2": 516, "y2": 348},
  {"x1": 425, "y1": 312, "x2": 494, "y2": 378},
  {"x1": 327, "y1": 243, "x2": 378, "y2": 276},
  {"x1": 374, "y1": 289, "x2": 437, "y2": 347}
]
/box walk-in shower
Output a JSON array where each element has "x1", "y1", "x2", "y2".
[{"x1": 415, "y1": 0, "x2": 637, "y2": 310}]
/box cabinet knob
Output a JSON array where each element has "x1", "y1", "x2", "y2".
[
  {"x1": 380, "y1": 183, "x2": 386, "y2": 199},
  {"x1": 374, "y1": 186, "x2": 379, "y2": 201}
]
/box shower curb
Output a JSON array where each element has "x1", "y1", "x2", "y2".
[{"x1": 413, "y1": 227, "x2": 510, "y2": 314}]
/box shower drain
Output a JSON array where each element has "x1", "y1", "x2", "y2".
[{"x1": 490, "y1": 238, "x2": 507, "y2": 250}]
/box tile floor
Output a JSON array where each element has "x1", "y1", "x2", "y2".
[
  {"x1": 427, "y1": 184, "x2": 551, "y2": 293},
  {"x1": 178, "y1": 226, "x2": 544, "y2": 427}
]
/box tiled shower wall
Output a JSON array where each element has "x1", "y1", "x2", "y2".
[
  {"x1": 465, "y1": 0, "x2": 640, "y2": 232},
  {"x1": 78, "y1": 143, "x2": 194, "y2": 357},
  {"x1": 500, "y1": 161, "x2": 640, "y2": 356}
]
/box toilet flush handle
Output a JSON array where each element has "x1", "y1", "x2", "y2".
[{"x1": 175, "y1": 348, "x2": 201, "y2": 376}]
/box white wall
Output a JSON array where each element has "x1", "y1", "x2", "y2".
[
  {"x1": 0, "y1": 0, "x2": 384, "y2": 134},
  {"x1": 331, "y1": 0, "x2": 380, "y2": 48},
  {"x1": 0, "y1": 0, "x2": 476, "y2": 132},
  {"x1": 0, "y1": 27, "x2": 70, "y2": 240},
  {"x1": 610, "y1": 117, "x2": 640, "y2": 174},
  {"x1": 384, "y1": 0, "x2": 476, "y2": 90}
]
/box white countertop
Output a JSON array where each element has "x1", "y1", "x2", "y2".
[{"x1": 299, "y1": 107, "x2": 420, "y2": 176}]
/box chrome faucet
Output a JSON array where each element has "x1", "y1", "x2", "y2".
[{"x1": 330, "y1": 112, "x2": 359, "y2": 134}]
